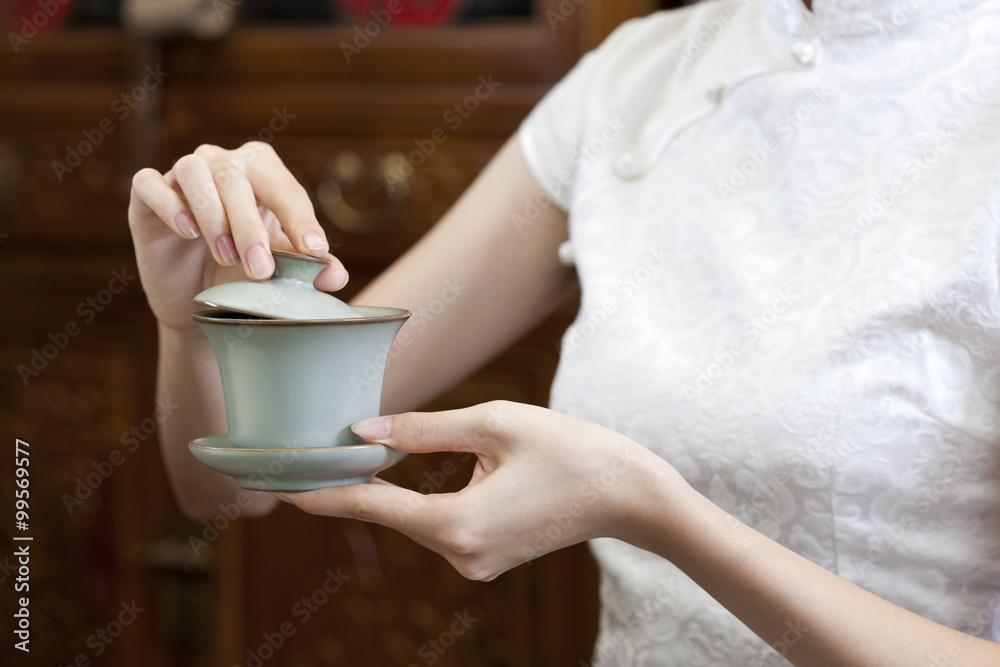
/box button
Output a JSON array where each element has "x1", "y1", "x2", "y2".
[
  {"x1": 706, "y1": 82, "x2": 726, "y2": 104},
  {"x1": 613, "y1": 152, "x2": 643, "y2": 180},
  {"x1": 792, "y1": 40, "x2": 819, "y2": 65},
  {"x1": 557, "y1": 240, "x2": 575, "y2": 267}
]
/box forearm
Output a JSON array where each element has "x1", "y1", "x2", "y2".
[
  {"x1": 353, "y1": 135, "x2": 577, "y2": 414},
  {"x1": 157, "y1": 324, "x2": 278, "y2": 519},
  {"x1": 631, "y1": 463, "x2": 999, "y2": 667}
]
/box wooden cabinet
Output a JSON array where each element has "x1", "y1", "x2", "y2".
[{"x1": 1, "y1": 2, "x2": 664, "y2": 665}]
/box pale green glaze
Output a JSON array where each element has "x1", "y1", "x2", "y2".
[
  {"x1": 194, "y1": 249, "x2": 363, "y2": 320},
  {"x1": 193, "y1": 306, "x2": 409, "y2": 449},
  {"x1": 189, "y1": 436, "x2": 408, "y2": 490}
]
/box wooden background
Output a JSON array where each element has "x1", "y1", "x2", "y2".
[{"x1": 0, "y1": 1, "x2": 680, "y2": 665}]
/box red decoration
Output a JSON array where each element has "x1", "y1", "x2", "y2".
[
  {"x1": 1, "y1": 0, "x2": 76, "y2": 34},
  {"x1": 335, "y1": 0, "x2": 464, "y2": 26}
]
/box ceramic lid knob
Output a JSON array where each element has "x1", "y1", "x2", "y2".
[{"x1": 194, "y1": 249, "x2": 363, "y2": 320}]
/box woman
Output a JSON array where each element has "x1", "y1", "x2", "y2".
[{"x1": 128, "y1": 0, "x2": 1000, "y2": 664}]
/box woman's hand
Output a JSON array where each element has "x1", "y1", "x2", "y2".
[
  {"x1": 274, "y1": 400, "x2": 683, "y2": 581},
  {"x1": 279, "y1": 402, "x2": 1000, "y2": 667},
  {"x1": 128, "y1": 141, "x2": 347, "y2": 331}
]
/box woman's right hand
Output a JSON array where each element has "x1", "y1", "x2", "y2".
[{"x1": 127, "y1": 141, "x2": 348, "y2": 331}]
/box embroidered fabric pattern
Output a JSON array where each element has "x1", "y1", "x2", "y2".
[{"x1": 519, "y1": 0, "x2": 1000, "y2": 663}]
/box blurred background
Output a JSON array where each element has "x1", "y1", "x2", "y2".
[{"x1": 1, "y1": 1, "x2": 687, "y2": 665}]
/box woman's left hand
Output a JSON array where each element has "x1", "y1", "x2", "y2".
[{"x1": 274, "y1": 400, "x2": 681, "y2": 581}]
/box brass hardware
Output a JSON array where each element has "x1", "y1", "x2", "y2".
[{"x1": 316, "y1": 151, "x2": 410, "y2": 235}]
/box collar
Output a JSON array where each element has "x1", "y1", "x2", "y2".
[{"x1": 764, "y1": 0, "x2": 978, "y2": 39}]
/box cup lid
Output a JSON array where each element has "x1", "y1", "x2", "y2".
[{"x1": 194, "y1": 249, "x2": 363, "y2": 320}]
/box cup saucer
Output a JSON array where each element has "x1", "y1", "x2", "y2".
[{"x1": 189, "y1": 436, "x2": 407, "y2": 491}]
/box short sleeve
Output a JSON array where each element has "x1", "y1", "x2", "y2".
[
  {"x1": 518, "y1": 48, "x2": 602, "y2": 212},
  {"x1": 517, "y1": 14, "x2": 666, "y2": 211},
  {"x1": 518, "y1": 7, "x2": 717, "y2": 212}
]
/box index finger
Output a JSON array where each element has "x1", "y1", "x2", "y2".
[
  {"x1": 240, "y1": 142, "x2": 330, "y2": 257},
  {"x1": 350, "y1": 402, "x2": 521, "y2": 459}
]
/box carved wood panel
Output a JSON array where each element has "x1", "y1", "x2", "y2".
[{"x1": 1, "y1": 1, "x2": 666, "y2": 664}]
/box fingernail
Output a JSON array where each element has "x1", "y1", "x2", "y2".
[
  {"x1": 272, "y1": 493, "x2": 292, "y2": 504},
  {"x1": 246, "y1": 243, "x2": 273, "y2": 280},
  {"x1": 302, "y1": 231, "x2": 328, "y2": 254},
  {"x1": 216, "y1": 234, "x2": 239, "y2": 266},
  {"x1": 328, "y1": 265, "x2": 349, "y2": 290},
  {"x1": 174, "y1": 211, "x2": 200, "y2": 239},
  {"x1": 352, "y1": 416, "x2": 392, "y2": 441}
]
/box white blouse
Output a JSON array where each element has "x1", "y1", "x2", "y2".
[{"x1": 519, "y1": 0, "x2": 1000, "y2": 663}]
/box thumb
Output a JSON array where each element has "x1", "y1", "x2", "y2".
[
  {"x1": 276, "y1": 480, "x2": 439, "y2": 534},
  {"x1": 351, "y1": 402, "x2": 515, "y2": 459}
]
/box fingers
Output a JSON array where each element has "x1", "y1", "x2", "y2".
[
  {"x1": 259, "y1": 205, "x2": 294, "y2": 251},
  {"x1": 278, "y1": 480, "x2": 517, "y2": 582},
  {"x1": 240, "y1": 142, "x2": 330, "y2": 257},
  {"x1": 260, "y1": 203, "x2": 348, "y2": 290},
  {"x1": 172, "y1": 151, "x2": 249, "y2": 270},
  {"x1": 351, "y1": 401, "x2": 520, "y2": 457},
  {"x1": 135, "y1": 141, "x2": 348, "y2": 285},
  {"x1": 276, "y1": 480, "x2": 443, "y2": 536},
  {"x1": 315, "y1": 259, "x2": 350, "y2": 292},
  {"x1": 129, "y1": 168, "x2": 200, "y2": 241},
  {"x1": 194, "y1": 145, "x2": 274, "y2": 280}
]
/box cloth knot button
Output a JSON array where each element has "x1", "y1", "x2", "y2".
[
  {"x1": 613, "y1": 152, "x2": 643, "y2": 180},
  {"x1": 557, "y1": 240, "x2": 576, "y2": 267},
  {"x1": 791, "y1": 40, "x2": 819, "y2": 65}
]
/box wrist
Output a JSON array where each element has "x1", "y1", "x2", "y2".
[
  {"x1": 158, "y1": 321, "x2": 209, "y2": 345},
  {"x1": 157, "y1": 321, "x2": 215, "y2": 366},
  {"x1": 607, "y1": 443, "x2": 716, "y2": 563}
]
